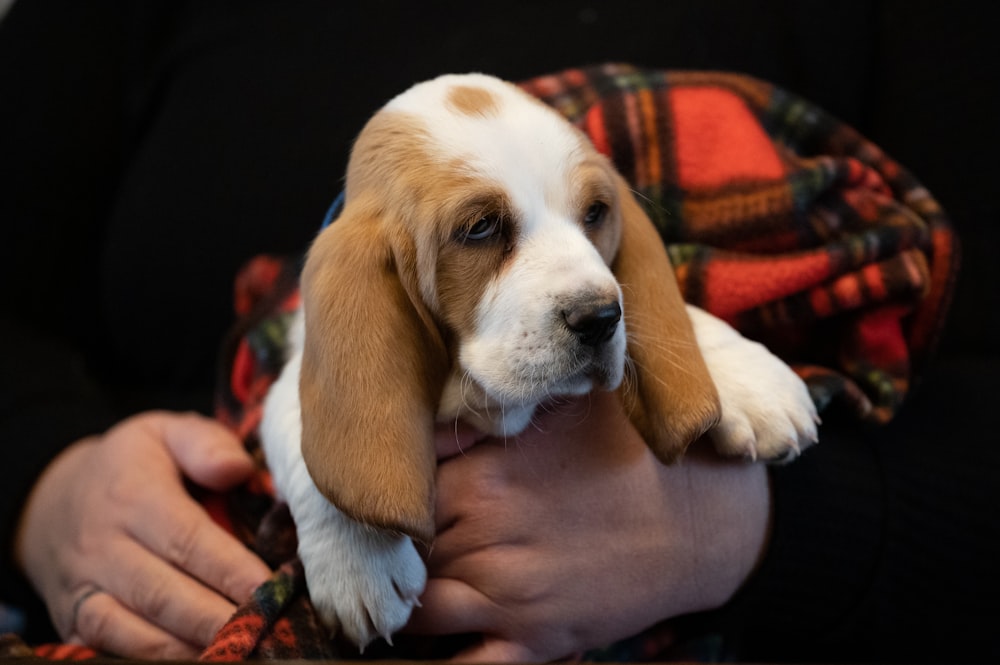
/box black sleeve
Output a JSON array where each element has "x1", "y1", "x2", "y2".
[
  {"x1": 719, "y1": 356, "x2": 1000, "y2": 663},
  {"x1": 0, "y1": 0, "x2": 126, "y2": 616},
  {"x1": 716, "y1": 4, "x2": 1000, "y2": 661},
  {"x1": 0, "y1": 323, "x2": 118, "y2": 610}
]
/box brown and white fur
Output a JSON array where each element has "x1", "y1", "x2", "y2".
[{"x1": 261, "y1": 74, "x2": 818, "y2": 648}]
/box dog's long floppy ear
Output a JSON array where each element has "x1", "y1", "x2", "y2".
[
  {"x1": 298, "y1": 207, "x2": 448, "y2": 544},
  {"x1": 613, "y1": 179, "x2": 721, "y2": 463}
]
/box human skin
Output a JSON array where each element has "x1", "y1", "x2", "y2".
[
  {"x1": 15, "y1": 412, "x2": 272, "y2": 659},
  {"x1": 14, "y1": 393, "x2": 769, "y2": 661},
  {"x1": 414, "y1": 391, "x2": 772, "y2": 662}
]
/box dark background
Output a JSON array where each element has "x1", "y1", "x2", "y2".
[
  {"x1": 2, "y1": 1, "x2": 995, "y2": 407},
  {"x1": 1, "y1": 1, "x2": 997, "y2": 661}
]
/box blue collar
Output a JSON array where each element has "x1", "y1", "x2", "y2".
[{"x1": 320, "y1": 190, "x2": 346, "y2": 230}]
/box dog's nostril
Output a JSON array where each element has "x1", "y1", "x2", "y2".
[{"x1": 563, "y1": 301, "x2": 622, "y2": 347}]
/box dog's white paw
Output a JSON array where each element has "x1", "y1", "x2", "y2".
[
  {"x1": 689, "y1": 306, "x2": 819, "y2": 463},
  {"x1": 706, "y1": 343, "x2": 819, "y2": 463},
  {"x1": 298, "y1": 511, "x2": 427, "y2": 649},
  {"x1": 261, "y1": 349, "x2": 427, "y2": 649}
]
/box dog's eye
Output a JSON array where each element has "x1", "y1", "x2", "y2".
[
  {"x1": 464, "y1": 214, "x2": 502, "y2": 242},
  {"x1": 583, "y1": 202, "x2": 607, "y2": 227}
]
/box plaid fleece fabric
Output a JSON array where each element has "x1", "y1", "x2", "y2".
[
  {"x1": 6, "y1": 63, "x2": 958, "y2": 661},
  {"x1": 523, "y1": 65, "x2": 958, "y2": 423}
]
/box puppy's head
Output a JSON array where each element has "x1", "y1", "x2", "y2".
[{"x1": 299, "y1": 75, "x2": 720, "y2": 543}]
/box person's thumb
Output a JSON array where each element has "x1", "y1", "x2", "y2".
[{"x1": 158, "y1": 413, "x2": 255, "y2": 491}]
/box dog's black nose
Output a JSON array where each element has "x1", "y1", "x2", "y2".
[{"x1": 563, "y1": 301, "x2": 622, "y2": 347}]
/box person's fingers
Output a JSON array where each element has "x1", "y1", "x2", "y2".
[
  {"x1": 405, "y1": 578, "x2": 491, "y2": 635},
  {"x1": 67, "y1": 586, "x2": 201, "y2": 660},
  {"x1": 94, "y1": 413, "x2": 271, "y2": 647},
  {"x1": 450, "y1": 636, "x2": 536, "y2": 664},
  {"x1": 127, "y1": 489, "x2": 271, "y2": 605},
  {"x1": 155, "y1": 412, "x2": 256, "y2": 490},
  {"x1": 432, "y1": 439, "x2": 518, "y2": 531},
  {"x1": 90, "y1": 536, "x2": 241, "y2": 648}
]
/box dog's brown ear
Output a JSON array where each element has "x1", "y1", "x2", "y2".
[
  {"x1": 613, "y1": 178, "x2": 721, "y2": 463},
  {"x1": 298, "y1": 206, "x2": 447, "y2": 544}
]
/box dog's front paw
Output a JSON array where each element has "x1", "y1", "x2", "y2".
[
  {"x1": 707, "y1": 345, "x2": 819, "y2": 463},
  {"x1": 298, "y1": 509, "x2": 427, "y2": 650},
  {"x1": 690, "y1": 306, "x2": 819, "y2": 463}
]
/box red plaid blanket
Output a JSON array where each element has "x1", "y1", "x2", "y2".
[{"x1": 9, "y1": 63, "x2": 958, "y2": 661}]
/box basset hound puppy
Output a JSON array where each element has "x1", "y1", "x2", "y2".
[{"x1": 260, "y1": 74, "x2": 818, "y2": 648}]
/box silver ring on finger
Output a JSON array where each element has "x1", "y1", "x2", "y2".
[{"x1": 69, "y1": 585, "x2": 104, "y2": 636}]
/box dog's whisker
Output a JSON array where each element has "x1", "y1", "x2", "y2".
[
  {"x1": 627, "y1": 336, "x2": 699, "y2": 368},
  {"x1": 625, "y1": 330, "x2": 695, "y2": 364},
  {"x1": 457, "y1": 370, "x2": 483, "y2": 426},
  {"x1": 625, "y1": 352, "x2": 697, "y2": 391},
  {"x1": 571, "y1": 392, "x2": 595, "y2": 428},
  {"x1": 622, "y1": 311, "x2": 701, "y2": 349},
  {"x1": 450, "y1": 416, "x2": 470, "y2": 458},
  {"x1": 622, "y1": 315, "x2": 702, "y2": 369},
  {"x1": 625, "y1": 329, "x2": 700, "y2": 351},
  {"x1": 487, "y1": 395, "x2": 508, "y2": 450},
  {"x1": 630, "y1": 345, "x2": 700, "y2": 379}
]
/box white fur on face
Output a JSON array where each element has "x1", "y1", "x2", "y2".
[
  {"x1": 387, "y1": 75, "x2": 626, "y2": 430},
  {"x1": 463, "y1": 214, "x2": 625, "y2": 404}
]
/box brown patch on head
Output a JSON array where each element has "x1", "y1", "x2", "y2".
[
  {"x1": 435, "y1": 190, "x2": 516, "y2": 341},
  {"x1": 446, "y1": 85, "x2": 501, "y2": 118},
  {"x1": 346, "y1": 108, "x2": 515, "y2": 346}
]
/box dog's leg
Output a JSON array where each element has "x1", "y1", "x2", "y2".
[
  {"x1": 687, "y1": 305, "x2": 819, "y2": 462},
  {"x1": 261, "y1": 332, "x2": 426, "y2": 648}
]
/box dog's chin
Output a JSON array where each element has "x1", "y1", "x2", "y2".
[
  {"x1": 437, "y1": 357, "x2": 625, "y2": 437},
  {"x1": 547, "y1": 368, "x2": 615, "y2": 397}
]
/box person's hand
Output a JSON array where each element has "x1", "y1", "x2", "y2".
[
  {"x1": 412, "y1": 392, "x2": 772, "y2": 662},
  {"x1": 15, "y1": 411, "x2": 272, "y2": 659}
]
